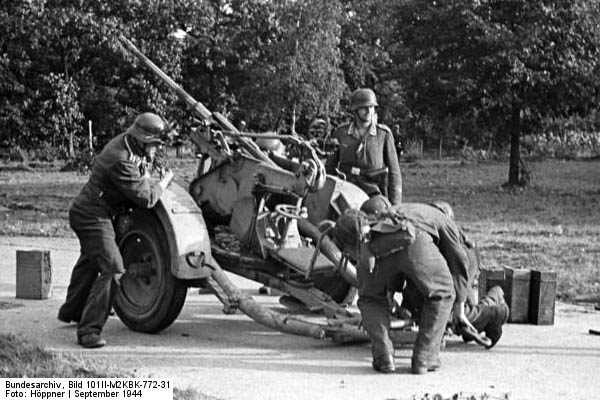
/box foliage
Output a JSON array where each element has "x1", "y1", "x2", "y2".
[
  {"x1": 402, "y1": 138, "x2": 424, "y2": 162},
  {"x1": 60, "y1": 149, "x2": 96, "y2": 173},
  {"x1": 0, "y1": 333, "x2": 129, "y2": 378},
  {"x1": 3, "y1": 0, "x2": 600, "y2": 180},
  {"x1": 36, "y1": 73, "x2": 84, "y2": 150},
  {"x1": 0, "y1": 333, "x2": 215, "y2": 399},
  {"x1": 391, "y1": 0, "x2": 600, "y2": 184},
  {"x1": 338, "y1": 0, "x2": 411, "y2": 129},
  {"x1": 523, "y1": 131, "x2": 600, "y2": 159},
  {"x1": 229, "y1": 0, "x2": 347, "y2": 133}
]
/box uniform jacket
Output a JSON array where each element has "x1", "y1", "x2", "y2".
[
  {"x1": 326, "y1": 121, "x2": 402, "y2": 204},
  {"x1": 71, "y1": 133, "x2": 163, "y2": 217},
  {"x1": 390, "y1": 203, "x2": 470, "y2": 303}
]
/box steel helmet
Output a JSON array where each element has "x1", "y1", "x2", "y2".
[
  {"x1": 255, "y1": 133, "x2": 284, "y2": 154},
  {"x1": 126, "y1": 112, "x2": 169, "y2": 144},
  {"x1": 350, "y1": 88, "x2": 378, "y2": 111},
  {"x1": 431, "y1": 201, "x2": 454, "y2": 220},
  {"x1": 360, "y1": 195, "x2": 391, "y2": 216}
]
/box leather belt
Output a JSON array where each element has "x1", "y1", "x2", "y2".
[{"x1": 338, "y1": 166, "x2": 388, "y2": 178}]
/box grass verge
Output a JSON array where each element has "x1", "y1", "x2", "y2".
[{"x1": 0, "y1": 333, "x2": 222, "y2": 400}]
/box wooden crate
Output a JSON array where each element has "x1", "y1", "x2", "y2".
[
  {"x1": 478, "y1": 267, "x2": 505, "y2": 301},
  {"x1": 16, "y1": 250, "x2": 52, "y2": 299},
  {"x1": 529, "y1": 270, "x2": 557, "y2": 325},
  {"x1": 503, "y1": 266, "x2": 531, "y2": 323}
]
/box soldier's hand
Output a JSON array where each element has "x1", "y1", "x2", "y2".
[
  {"x1": 159, "y1": 169, "x2": 174, "y2": 190},
  {"x1": 453, "y1": 302, "x2": 477, "y2": 333}
]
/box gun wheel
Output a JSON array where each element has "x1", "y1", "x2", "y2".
[{"x1": 115, "y1": 211, "x2": 187, "y2": 333}]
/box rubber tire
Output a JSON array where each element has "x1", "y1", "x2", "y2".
[{"x1": 114, "y1": 210, "x2": 187, "y2": 333}]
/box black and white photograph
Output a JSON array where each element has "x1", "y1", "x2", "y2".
[{"x1": 1, "y1": 1, "x2": 599, "y2": 399}]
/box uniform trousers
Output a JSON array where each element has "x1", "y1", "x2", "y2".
[
  {"x1": 59, "y1": 205, "x2": 124, "y2": 338},
  {"x1": 357, "y1": 231, "x2": 455, "y2": 365}
]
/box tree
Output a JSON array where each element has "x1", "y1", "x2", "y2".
[
  {"x1": 231, "y1": 0, "x2": 347, "y2": 134},
  {"x1": 337, "y1": 0, "x2": 412, "y2": 134},
  {"x1": 393, "y1": 0, "x2": 600, "y2": 185}
]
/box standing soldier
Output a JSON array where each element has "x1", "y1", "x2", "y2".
[
  {"x1": 332, "y1": 208, "x2": 455, "y2": 374},
  {"x1": 326, "y1": 88, "x2": 402, "y2": 204},
  {"x1": 58, "y1": 112, "x2": 175, "y2": 348}
]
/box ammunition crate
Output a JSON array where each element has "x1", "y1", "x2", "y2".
[
  {"x1": 16, "y1": 250, "x2": 52, "y2": 299},
  {"x1": 478, "y1": 267, "x2": 505, "y2": 301},
  {"x1": 529, "y1": 270, "x2": 557, "y2": 325},
  {"x1": 503, "y1": 266, "x2": 531, "y2": 323}
]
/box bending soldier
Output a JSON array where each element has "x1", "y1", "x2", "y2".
[
  {"x1": 326, "y1": 88, "x2": 402, "y2": 204},
  {"x1": 332, "y1": 208, "x2": 455, "y2": 374},
  {"x1": 361, "y1": 196, "x2": 509, "y2": 349},
  {"x1": 58, "y1": 112, "x2": 175, "y2": 348}
]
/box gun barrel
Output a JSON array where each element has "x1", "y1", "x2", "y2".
[
  {"x1": 117, "y1": 35, "x2": 273, "y2": 164},
  {"x1": 118, "y1": 35, "x2": 212, "y2": 122}
]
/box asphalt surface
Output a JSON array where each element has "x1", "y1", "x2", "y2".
[{"x1": 1, "y1": 235, "x2": 599, "y2": 400}]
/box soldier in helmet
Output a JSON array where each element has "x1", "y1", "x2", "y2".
[
  {"x1": 58, "y1": 112, "x2": 175, "y2": 348},
  {"x1": 326, "y1": 88, "x2": 402, "y2": 204},
  {"x1": 332, "y1": 206, "x2": 455, "y2": 375},
  {"x1": 361, "y1": 195, "x2": 510, "y2": 350}
]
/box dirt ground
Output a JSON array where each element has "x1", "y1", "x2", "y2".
[{"x1": 1, "y1": 235, "x2": 599, "y2": 400}]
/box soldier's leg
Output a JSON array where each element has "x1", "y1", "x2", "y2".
[
  {"x1": 463, "y1": 286, "x2": 509, "y2": 348},
  {"x1": 76, "y1": 220, "x2": 124, "y2": 345},
  {"x1": 59, "y1": 209, "x2": 101, "y2": 323},
  {"x1": 391, "y1": 231, "x2": 454, "y2": 374},
  {"x1": 58, "y1": 253, "x2": 97, "y2": 323},
  {"x1": 464, "y1": 245, "x2": 481, "y2": 308},
  {"x1": 356, "y1": 256, "x2": 396, "y2": 372}
]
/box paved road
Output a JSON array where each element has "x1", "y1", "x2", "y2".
[{"x1": 1, "y1": 236, "x2": 599, "y2": 400}]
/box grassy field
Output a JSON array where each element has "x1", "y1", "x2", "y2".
[{"x1": 1, "y1": 157, "x2": 599, "y2": 301}]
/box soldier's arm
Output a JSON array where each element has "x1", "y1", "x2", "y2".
[
  {"x1": 438, "y1": 220, "x2": 470, "y2": 304},
  {"x1": 109, "y1": 160, "x2": 164, "y2": 209},
  {"x1": 383, "y1": 129, "x2": 402, "y2": 204}
]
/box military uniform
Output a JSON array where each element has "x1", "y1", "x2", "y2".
[
  {"x1": 325, "y1": 121, "x2": 402, "y2": 204},
  {"x1": 357, "y1": 229, "x2": 455, "y2": 373},
  {"x1": 334, "y1": 208, "x2": 454, "y2": 373},
  {"x1": 58, "y1": 132, "x2": 164, "y2": 343},
  {"x1": 378, "y1": 202, "x2": 508, "y2": 348}
]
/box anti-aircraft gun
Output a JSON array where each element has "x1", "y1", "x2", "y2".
[{"x1": 113, "y1": 35, "x2": 418, "y2": 344}]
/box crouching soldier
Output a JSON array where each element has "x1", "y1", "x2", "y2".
[
  {"x1": 361, "y1": 196, "x2": 509, "y2": 349},
  {"x1": 332, "y1": 208, "x2": 455, "y2": 374}
]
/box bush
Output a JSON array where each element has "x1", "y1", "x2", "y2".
[
  {"x1": 60, "y1": 150, "x2": 95, "y2": 173},
  {"x1": 402, "y1": 138, "x2": 424, "y2": 161},
  {"x1": 523, "y1": 131, "x2": 600, "y2": 159}
]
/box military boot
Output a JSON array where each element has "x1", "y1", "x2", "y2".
[
  {"x1": 372, "y1": 354, "x2": 396, "y2": 373},
  {"x1": 484, "y1": 302, "x2": 510, "y2": 348},
  {"x1": 485, "y1": 286, "x2": 506, "y2": 306},
  {"x1": 462, "y1": 286, "x2": 510, "y2": 349},
  {"x1": 411, "y1": 300, "x2": 452, "y2": 374}
]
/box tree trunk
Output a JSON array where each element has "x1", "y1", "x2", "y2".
[
  {"x1": 291, "y1": 104, "x2": 297, "y2": 136},
  {"x1": 68, "y1": 132, "x2": 74, "y2": 158},
  {"x1": 508, "y1": 105, "x2": 521, "y2": 186}
]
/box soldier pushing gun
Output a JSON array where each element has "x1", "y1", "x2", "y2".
[{"x1": 58, "y1": 112, "x2": 175, "y2": 348}]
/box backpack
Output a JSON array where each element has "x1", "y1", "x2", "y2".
[{"x1": 367, "y1": 211, "x2": 416, "y2": 258}]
